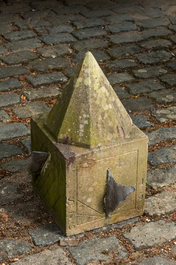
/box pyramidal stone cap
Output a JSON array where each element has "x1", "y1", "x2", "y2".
[{"x1": 45, "y1": 51, "x2": 132, "y2": 148}]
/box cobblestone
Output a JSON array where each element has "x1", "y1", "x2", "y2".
[
  {"x1": 0, "y1": 182, "x2": 23, "y2": 203},
  {"x1": 0, "y1": 24, "x2": 14, "y2": 34},
  {"x1": 104, "y1": 14, "x2": 135, "y2": 24},
  {"x1": 140, "y1": 39, "x2": 172, "y2": 50},
  {"x1": 46, "y1": 24, "x2": 74, "y2": 34},
  {"x1": 136, "y1": 17, "x2": 170, "y2": 29},
  {"x1": 72, "y1": 39, "x2": 108, "y2": 52},
  {"x1": 26, "y1": 72, "x2": 67, "y2": 87},
  {"x1": 37, "y1": 44, "x2": 72, "y2": 58},
  {"x1": 122, "y1": 97, "x2": 156, "y2": 112},
  {"x1": 168, "y1": 61, "x2": 176, "y2": 71},
  {"x1": 1, "y1": 157, "x2": 31, "y2": 172},
  {"x1": 21, "y1": 137, "x2": 31, "y2": 154},
  {"x1": 67, "y1": 237, "x2": 127, "y2": 265},
  {"x1": 125, "y1": 80, "x2": 164, "y2": 95},
  {"x1": 80, "y1": 9, "x2": 113, "y2": 18},
  {"x1": 107, "y1": 44, "x2": 142, "y2": 58},
  {"x1": 73, "y1": 18, "x2": 105, "y2": 29},
  {"x1": 0, "y1": 110, "x2": 11, "y2": 122},
  {"x1": 0, "y1": 123, "x2": 30, "y2": 141},
  {"x1": 3, "y1": 30, "x2": 36, "y2": 42},
  {"x1": 28, "y1": 223, "x2": 64, "y2": 246},
  {"x1": 152, "y1": 106, "x2": 176, "y2": 122},
  {"x1": 0, "y1": 240, "x2": 31, "y2": 258},
  {"x1": 0, "y1": 66, "x2": 29, "y2": 79},
  {"x1": 0, "y1": 78, "x2": 22, "y2": 92},
  {"x1": 160, "y1": 74, "x2": 176, "y2": 86},
  {"x1": 137, "y1": 50, "x2": 172, "y2": 65},
  {"x1": 1, "y1": 50, "x2": 38, "y2": 65},
  {"x1": 22, "y1": 86, "x2": 61, "y2": 101},
  {"x1": 107, "y1": 73, "x2": 134, "y2": 85},
  {"x1": 40, "y1": 33, "x2": 76, "y2": 45},
  {"x1": 106, "y1": 22, "x2": 137, "y2": 33},
  {"x1": 72, "y1": 28, "x2": 107, "y2": 40},
  {"x1": 14, "y1": 18, "x2": 51, "y2": 30},
  {"x1": 146, "y1": 127, "x2": 176, "y2": 146},
  {"x1": 12, "y1": 248, "x2": 72, "y2": 265},
  {"x1": 131, "y1": 115, "x2": 154, "y2": 128},
  {"x1": 137, "y1": 255, "x2": 176, "y2": 265},
  {"x1": 107, "y1": 59, "x2": 138, "y2": 71},
  {"x1": 5, "y1": 38, "x2": 42, "y2": 52},
  {"x1": 148, "y1": 89, "x2": 176, "y2": 103},
  {"x1": 145, "y1": 190, "x2": 176, "y2": 216},
  {"x1": 0, "y1": 45, "x2": 7, "y2": 55},
  {"x1": 147, "y1": 165, "x2": 176, "y2": 190},
  {"x1": 13, "y1": 102, "x2": 51, "y2": 118},
  {"x1": 72, "y1": 50, "x2": 109, "y2": 64},
  {"x1": 28, "y1": 57, "x2": 69, "y2": 72},
  {"x1": 113, "y1": 86, "x2": 130, "y2": 99},
  {"x1": 0, "y1": 144, "x2": 23, "y2": 160},
  {"x1": 148, "y1": 146, "x2": 176, "y2": 166},
  {"x1": 124, "y1": 220, "x2": 176, "y2": 250},
  {"x1": 0, "y1": 93, "x2": 20, "y2": 108},
  {"x1": 132, "y1": 65, "x2": 168, "y2": 78}
]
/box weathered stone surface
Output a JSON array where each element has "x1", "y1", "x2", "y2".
[
  {"x1": 0, "y1": 3, "x2": 30, "y2": 14},
  {"x1": 141, "y1": 0, "x2": 167, "y2": 8},
  {"x1": 12, "y1": 248, "x2": 72, "y2": 265},
  {"x1": 0, "y1": 110, "x2": 11, "y2": 122},
  {"x1": 0, "y1": 66, "x2": 29, "y2": 79},
  {"x1": 28, "y1": 57, "x2": 69, "y2": 72},
  {"x1": 46, "y1": 24, "x2": 74, "y2": 34},
  {"x1": 104, "y1": 14, "x2": 134, "y2": 24},
  {"x1": 168, "y1": 61, "x2": 176, "y2": 71},
  {"x1": 106, "y1": 22, "x2": 137, "y2": 33},
  {"x1": 148, "y1": 146, "x2": 176, "y2": 166},
  {"x1": 22, "y1": 86, "x2": 61, "y2": 101},
  {"x1": 146, "y1": 127, "x2": 176, "y2": 146},
  {"x1": 0, "y1": 24, "x2": 14, "y2": 34},
  {"x1": 131, "y1": 115, "x2": 154, "y2": 128},
  {"x1": 0, "y1": 94, "x2": 20, "y2": 108},
  {"x1": 28, "y1": 223, "x2": 64, "y2": 246},
  {"x1": 72, "y1": 28, "x2": 107, "y2": 40},
  {"x1": 108, "y1": 31, "x2": 144, "y2": 45},
  {"x1": 93, "y1": 217, "x2": 139, "y2": 234},
  {"x1": 0, "y1": 79, "x2": 22, "y2": 92},
  {"x1": 113, "y1": 5, "x2": 143, "y2": 14},
  {"x1": 1, "y1": 158, "x2": 31, "y2": 172},
  {"x1": 122, "y1": 98, "x2": 156, "y2": 112},
  {"x1": 40, "y1": 33, "x2": 76, "y2": 45},
  {"x1": 73, "y1": 18, "x2": 105, "y2": 29},
  {"x1": 136, "y1": 17, "x2": 169, "y2": 29},
  {"x1": 48, "y1": 14, "x2": 84, "y2": 24},
  {"x1": 148, "y1": 89, "x2": 176, "y2": 103},
  {"x1": 152, "y1": 106, "x2": 176, "y2": 122},
  {"x1": 0, "y1": 123, "x2": 30, "y2": 141},
  {"x1": 113, "y1": 86, "x2": 130, "y2": 99},
  {"x1": 13, "y1": 102, "x2": 51, "y2": 118},
  {"x1": 1, "y1": 50, "x2": 38, "y2": 65},
  {"x1": 0, "y1": 250, "x2": 8, "y2": 262},
  {"x1": 168, "y1": 15, "x2": 176, "y2": 24},
  {"x1": 72, "y1": 39, "x2": 107, "y2": 52},
  {"x1": 143, "y1": 27, "x2": 171, "y2": 38},
  {"x1": 0, "y1": 45, "x2": 7, "y2": 55},
  {"x1": 0, "y1": 144, "x2": 23, "y2": 160},
  {"x1": 107, "y1": 73, "x2": 134, "y2": 85},
  {"x1": 0, "y1": 14, "x2": 21, "y2": 24},
  {"x1": 26, "y1": 72, "x2": 67, "y2": 87},
  {"x1": 0, "y1": 240, "x2": 31, "y2": 258},
  {"x1": 0, "y1": 182, "x2": 23, "y2": 203},
  {"x1": 67, "y1": 237, "x2": 127, "y2": 265},
  {"x1": 140, "y1": 39, "x2": 172, "y2": 50},
  {"x1": 80, "y1": 9, "x2": 113, "y2": 18},
  {"x1": 137, "y1": 50, "x2": 172, "y2": 64},
  {"x1": 72, "y1": 50, "x2": 109, "y2": 64},
  {"x1": 22, "y1": 10, "x2": 54, "y2": 19},
  {"x1": 132, "y1": 66, "x2": 168, "y2": 78},
  {"x1": 37, "y1": 44, "x2": 72, "y2": 58},
  {"x1": 145, "y1": 190, "x2": 176, "y2": 216},
  {"x1": 21, "y1": 137, "x2": 31, "y2": 154},
  {"x1": 60, "y1": 238, "x2": 79, "y2": 247},
  {"x1": 3, "y1": 30, "x2": 36, "y2": 42},
  {"x1": 147, "y1": 165, "x2": 176, "y2": 189},
  {"x1": 126, "y1": 80, "x2": 164, "y2": 95},
  {"x1": 107, "y1": 59, "x2": 137, "y2": 71},
  {"x1": 136, "y1": 255, "x2": 176, "y2": 265},
  {"x1": 107, "y1": 44, "x2": 142, "y2": 58},
  {"x1": 15, "y1": 18, "x2": 51, "y2": 30},
  {"x1": 124, "y1": 220, "x2": 176, "y2": 250},
  {"x1": 160, "y1": 74, "x2": 176, "y2": 86},
  {"x1": 133, "y1": 8, "x2": 165, "y2": 19},
  {"x1": 171, "y1": 246, "x2": 176, "y2": 259},
  {"x1": 5, "y1": 38, "x2": 42, "y2": 52}
]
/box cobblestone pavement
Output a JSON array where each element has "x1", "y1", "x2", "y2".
[{"x1": 0, "y1": 0, "x2": 176, "y2": 264}]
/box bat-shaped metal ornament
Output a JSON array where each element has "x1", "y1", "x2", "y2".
[
  {"x1": 28, "y1": 151, "x2": 49, "y2": 177},
  {"x1": 104, "y1": 169, "x2": 135, "y2": 218}
]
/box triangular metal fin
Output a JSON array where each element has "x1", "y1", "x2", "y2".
[
  {"x1": 28, "y1": 151, "x2": 49, "y2": 177},
  {"x1": 105, "y1": 169, "x2": 135, "y2": 218}
]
